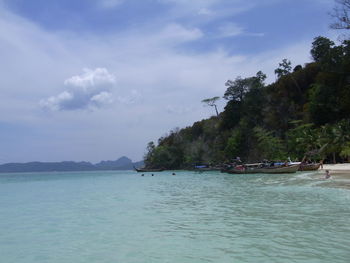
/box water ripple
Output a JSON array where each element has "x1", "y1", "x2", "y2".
[{"x1": 0, "y1": 171, "x2": 349, "y2": 262}]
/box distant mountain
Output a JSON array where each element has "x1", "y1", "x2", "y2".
[
  {"x1": 95, "y1": 156, "x2": 134, "y2": 170},
  {"x1": 0, "y1": 157, "x2": 144, "y2": 173}
]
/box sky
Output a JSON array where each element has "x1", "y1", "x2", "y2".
[{"x1": 0, "y1": 0, "x2": 338, "y2": 164}]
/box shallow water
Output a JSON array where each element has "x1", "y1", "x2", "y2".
[{"x1": 0, "y1": 170, "x2": 349, "y2": 263}]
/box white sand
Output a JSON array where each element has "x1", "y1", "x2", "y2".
[
  {"x1": 315, "y1": 164, "x2": 350, "y2": 189},
  {"x1": 322, "y1": 163, "x2": 350, "y2": 171}
]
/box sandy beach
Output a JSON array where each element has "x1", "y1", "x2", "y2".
[{"x1": 315, "y1": 163, "x2": 350, "y2": 189}]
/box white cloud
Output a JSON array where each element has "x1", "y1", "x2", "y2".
[
  {"x1": 157, "y1": 23, "x2": 203, "y2": 43},
  {"x1": 91, "y1": 91, "x2": 114, "y2": 106},
  {"x1": 117, "y1": 90, "x2": 141, "y2": 105},
  {"x1": 39, "y1": 91, "x2": 73, "y2": 111},
  {"x1": 64, "y1": 68, "x2": 116, "y2": 91},
  {"x1": 40, "y1": 68, "x2": 116, "y2": 111},
  {"x1": 218, "y1": 22, "x2": 244, "y2": 37},
  {"x1": 0, "y1": 1, "x2": 332, "y2": 163},
  {"x1": 217, "y1": 22, "x2": 265, "y2": 38}
]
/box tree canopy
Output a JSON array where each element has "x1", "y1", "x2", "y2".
[
  {"x1": 143, "y1": 36, "x2": 350, "y2": 169},
  {"x1": 202, "y1": 96, "x2": 220, "y2": 116}
]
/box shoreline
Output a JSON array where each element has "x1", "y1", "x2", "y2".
[
  {"x1": 319, "y1": 163, "x2": 350, "y2": 177},
  {"x1": 314, "y1": 163, "x2": 350, "y2": 190}
]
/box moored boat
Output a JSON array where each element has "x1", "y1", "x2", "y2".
[
  {"x1": 222, "y1": 163, "x2": 300, "y2": 174},
  {"x1": 252, "y1": 164, "x2": 300, "y2": 173},
  {"x1": 299, "y1": 163, "x2": 321, "y2": 171}
]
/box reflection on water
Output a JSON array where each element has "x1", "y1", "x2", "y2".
[{"x1": 0, "y1": 170, "x2": 349, "y2": 263}]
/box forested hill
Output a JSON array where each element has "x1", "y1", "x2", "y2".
[{"x1": 144, "y1": 37, "x2": 350, "y2": 169}]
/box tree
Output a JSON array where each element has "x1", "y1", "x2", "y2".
[
  {"x1": 253, "y1": 126, "x2": 286, "y2": 160},
  {"x1": 310, "y1": 36, "x2": 335, "y2": 62},
  {"x1": 220, "y1": 100, "x2": 242, "y2": 130},
  {"x1": 274, "y1": 59, "x2": 292, "y2": 78},
  {"x1": 144, "y1": 141, "x2": 156, "y2": 167},
  {"x1": 224, "y1": 71, "x2": 266, "y2": 101},
  {"x1": 320, "y1": 120, "x2": 350, "y2": 163},
  {"x1": 286, "y1": 122, "x2": 323, "y2": 159},
  {"x1": 255, "y1": 71, "x2": 267, "y2": 84},
  {"x1": 201, "y1": 96, "x2": 220, "y2": 116},
  {"x1": 224, "y1": 129, "x2": 243, "y2": 158},
  {"x1": 340, "y1": 142, "x2": 350, "y2": 161},
  {"x1": 293, "y1": 65, "x2": 303, "y2": 72},
  {"x1": 330, "y1": 0, "x2": 350, "y2": 30},
  {"x1": 241, "y1": 81, "x2": 266, "y2": 127},
  {"x1": 308, "y1": 83, "x2": 338, "y2": 125},
  {"x1": 224, "y1": 77, "x2": 250, "y2": 101}
]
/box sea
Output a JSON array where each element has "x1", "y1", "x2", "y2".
[{"x1": 0, "y1": 170, "x2": 349, "y2": 263}]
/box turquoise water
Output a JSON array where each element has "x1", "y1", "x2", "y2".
[{"x1": 0, "y1": 170, "x2": 349, "y2": 263}]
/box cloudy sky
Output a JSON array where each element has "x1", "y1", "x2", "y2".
[{"x1": 0, "y1": 0, "x2": 337, "y2": 163}]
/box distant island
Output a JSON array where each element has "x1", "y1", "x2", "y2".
[{"x1": 0, "y1": 156, "x2": 144, "y2": 173}]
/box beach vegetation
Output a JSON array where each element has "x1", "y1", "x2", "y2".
[{"x1": 144, "y1": 36, "x2": 350, "y2": 168}]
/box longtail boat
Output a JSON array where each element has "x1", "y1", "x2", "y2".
[
  {"x1": 298, "y1": 163, "x2": 321, "y2": 171},
  {"x1": 222, "y1": 163, "x2": 300, "y2": 174}
]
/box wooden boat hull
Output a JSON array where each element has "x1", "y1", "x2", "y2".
[
  {"x1": 222, "y1": 164, "x2": 300, "y2": 174},
  {"x1": 252, "y1": 164, "x2": 299, "y2": 174},
  {"x1": 299, "y1": 163, "x2": 321, "y2": 171}
]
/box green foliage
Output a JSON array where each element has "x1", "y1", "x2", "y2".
[
  {"x1": 144, "y1": 36, "x2": 350, "y2": 168},
  {"x1": 224, "y1": 129, "x2": 243, "y2": 158},
  {"x1": 308, "y1": 83, "x2": 339, "y2": 125},
  {"x1": 286, "y1": 120, "x2": 350, "y2": 162},
  {"x1": 320, "y1": 120, "x2": 350, "y2": 162},
  {"x1": 286, "y1": 122, "x2": 322, "y2": 158},
  {"x1": 143, "y1": 141, "x2": 155, "y2": 167},
  {"x1": 224, "y1": 76, "x2": 251, "y2": 101},
  {"x1": 220, "y1": 100, "x2": 242, "y2": 130},
  {"x1": 311, "y1": 36, "x2": 335, "y2": 62},
  {"x1": 293, "y1": 65, "x2": 303, "y2": 72},
  {"x1": 242, "y1": 83, "x2": 266, "y2": 127},
  {"x1": 340, "y1": 142, "x2": 350, "y2": 160},
  {"x1": 253, "y1": 127, "x2": 286, "y2": 160},
  {"x1": 223, "y1": 71, "x2": 266, "y2": 102},
  {"x1": 275, "y1": 59, "x2": 292, "y2": 78},
  {"x1": 308, "y1": 39, "x2": 350, "y2": 124}
]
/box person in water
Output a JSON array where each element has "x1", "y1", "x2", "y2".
[{"x1": 325, "y1": 170, "x2": 331, "y2": 179}]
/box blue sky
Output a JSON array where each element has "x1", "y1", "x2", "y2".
[{"x1": 0, "y1": 0, "x2": 338, "y2": 163}]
